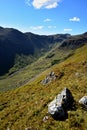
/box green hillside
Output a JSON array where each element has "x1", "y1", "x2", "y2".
[
  {"x1": 0, "y1": 44, "x2": 87, "y2": 130},
  {"x1": 0, "y1": 42, "x2": 73, "y2": 92},
  {"x1": 0, "y1": 26, "x2": 69, "y2": 76}
]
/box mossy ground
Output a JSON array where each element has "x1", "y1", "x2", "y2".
[{"x1": 0, "y1": 44, "x2": 87, "y2": 130}]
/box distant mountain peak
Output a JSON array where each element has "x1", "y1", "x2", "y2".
[
  {"x1": 83, "y1": 32, "x2": 87, "y2": 36},
  {"x1": 0, "y1": 26, "x2": 3, "y2": 29}
]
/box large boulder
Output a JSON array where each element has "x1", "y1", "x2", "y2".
[
  {"x1": 79, "y1": 96, "x2": 87, "y2": 108},
  {"x1": 48, "y1": 96, "x2": 65, "y2": 119},
  {"x1": 48, "y1": 88, "x2": 74, "y2": 119}
]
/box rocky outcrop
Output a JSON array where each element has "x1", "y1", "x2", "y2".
[
  {"x1": 41, "y1": 72, "x2": 56, "y2": 85},
  {"x1": 79, "y1": 96, "x2": 87, "y2": 108},
  {"x1": 41, "y1": 71, "x2": 64, "y2": 85},
  {"x1": 48, "y1": 88, "x2": 74, "y2": 119}
]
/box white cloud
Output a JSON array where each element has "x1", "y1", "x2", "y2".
[
  {"x1": 44, "y1": 18, "x2": 51, "y2": 22},
  {"x1": 64, "y1": 28, "x2": 72, "y2": 32},
  {"x1": 30, "y1": 26, "x2": 44, "y2": 30},
  {"x1": 32, "y1": 0, "x2": 61, "y2": 9},
  {"x1": 69, "y1": 17, "x2": 80, "y2": 22},
  {"x1": 46, "y1": 2, "x2": 58, "y2": 9}
]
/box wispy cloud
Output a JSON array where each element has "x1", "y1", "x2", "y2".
[
  {"x1": 30, "y1": 26, "x2": 44, "y2": 30},
  {"x1": 69, "y1": 17, "x2": 80, "y2": 22},
  {"x1": 54, "y1": 26, "x2": 57, "y2": 28},
  {"x1": 25, "y1": 0, "x2": 31, "y2": 6},
  {"x1": 48, "y1": 26, "x2": 57, "y2": 29},
  {"x1": 48, "y1": 26, "x2": 52, "y2": 29},
  {"x1": 31, "y1": 0, "x2": 61, "y2": 9},
  {"x1": 46, "y1": 2, "x2": 58, "y2": 9},
  {"x1": 64, "y1": 28, "x2": 72, "y2": 32},
  {"x1": 44, "y1": 18, "x2": 51, "y2": 22}
]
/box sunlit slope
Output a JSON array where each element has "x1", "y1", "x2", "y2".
[
  {"x1": 0, "y1": 44, "x2": 87, "y2": 130},
  {"x1": 0, "y1": 43, "x2": 72, "y2": 92},
  {"x1": 0, "y1": 31, "x2": 87, "y2": 92}
]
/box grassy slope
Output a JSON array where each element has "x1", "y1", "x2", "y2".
[
  {"x1": 0, "y1": 43, "x2": 72, "y2": 92},
  {"x1": 0, "y1": 44, "x2": 87, "y2": 130}
]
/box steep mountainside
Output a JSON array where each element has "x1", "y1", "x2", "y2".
[
  {"x1": 0, "y1": 44, "x2": 87, "y2": 130},
  {"x1": 0, "y1": 29, "x2": 87, "y2": 129},
  {"x1": 0, "y1": 27, "x2": 34, "y2": 75},
  {"x1": 0, "y1": 42, "x2": 72, "y2": 92},
  {"x1": 25, "y1": 32, "x2": 70, "y2": 50},
  {"x1": 0, "y1": 27, "x2": 70, "y2": 76},
  {"x1": 59, "y1": 32, "x2": 87, "y2": 49}
]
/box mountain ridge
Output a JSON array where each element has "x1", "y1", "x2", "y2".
[
  {"x1": 0, "y1": 26, "x2": 70, "y2": 76},
  {"x1": 0, "y1": 26, "x2": 87, "y2": 76},
  {"x1": 59, "y1": 32, "x2": 87, "y2": 49}
]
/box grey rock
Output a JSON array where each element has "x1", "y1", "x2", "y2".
[
  {"x1": 49, "y1": 71, "x2": 55, "y2": 77},
  {"x1": 43, "y1": 116, "x2": 49, "y2": 122},
  {"x1": 25, "y1": 128, "x2": 29, "y2": 130},
  {"x1": 60, "y1": 88, "x2": 74, "y2": 109},
  {"x1": 48, "y1": 97, "x2": 65, "y2": 118},
  {"x1": 41, "y1": 76, "x2": 51, "y2": 85},
  {"x1": 41, "y1": 71, "x2": 56, "y2": 85},
  {"x1": 75, "y1": 72, "x2": 80, "y2": 77},
  {"x1": 79, "y1": 96, "x2": 87, "y2": 107},
  {"x1": 48, "y1": 88, "x2": 73, "y2": 119},
  {"x1": 7, "y1": 128, "x2": 10, "y2": 130},
  {"x1": 49, "y1": 71, "x2": 56, "y2": 80}
]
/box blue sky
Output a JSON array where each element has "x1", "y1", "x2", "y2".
[{"x1": 0, "y1": 0, "x2": 87, "y2": 35}]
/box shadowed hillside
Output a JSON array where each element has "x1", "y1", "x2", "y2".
[
  {"x1": 0, "y1": 27, "x2": 34, "y2": 75},
  {"x1": 0, "y1": 26, "x2": 70, "y2": 76},
  {"x1": 59, "y1": 32, "x2": 87, "y2": 49}
]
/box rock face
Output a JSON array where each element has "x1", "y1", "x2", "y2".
[
  {"x1": 79, "y1": 96, "x2": 87, "y2": 108},
  {"x1": 48, "y1": 88, "x2": 74, "y2": 119}
]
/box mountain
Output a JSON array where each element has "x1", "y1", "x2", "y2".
[
  {"x1": 25, "y1": 32, "x2": 70, "y2": 49},
  {"x1": 0, "y1": 27, "x2": 34, "y2": 75},
  {"x1": 0, "y1": 43, "x2": 87, "y2": 130},
  {"x1": 59, "y1": 32, "x2": 87, "y2": 49},
  {"x1": 0, "y1": 27, "x2": 87, "y2": 129},
  {"x1": 0, "y1": 26, "x2": 87, "y2": 77},
  {"x1": 0, "y1": 30, "x2": 87, "y2": 91},
  {"x1": 0, "y1": 26, "x2": 70, "y2": 76}
]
